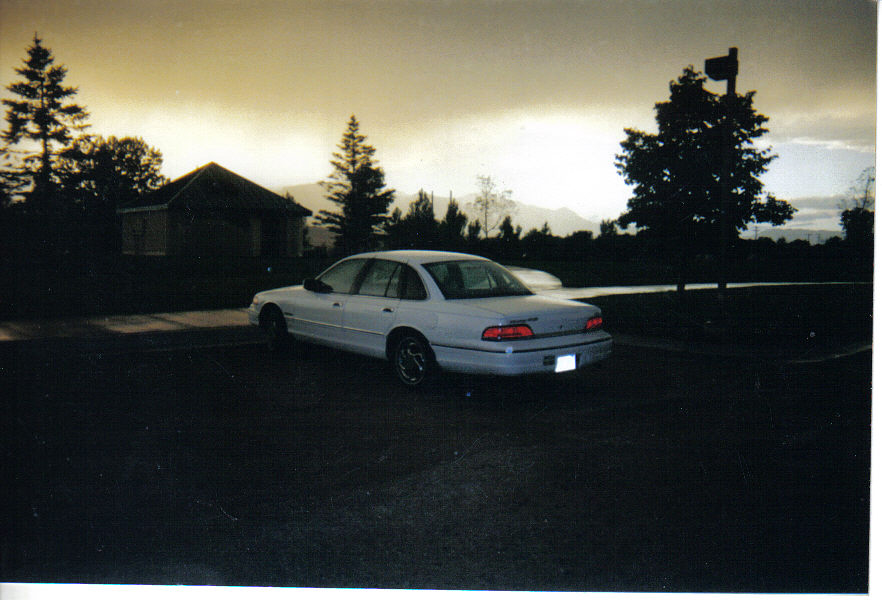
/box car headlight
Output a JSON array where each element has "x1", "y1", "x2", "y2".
[{"x1": 251, "y1": 295, "x2": 260, "y2": 306}]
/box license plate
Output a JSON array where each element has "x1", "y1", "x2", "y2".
[{"x1": 555, "y1": 354, "x2": 576, "y2": 373}]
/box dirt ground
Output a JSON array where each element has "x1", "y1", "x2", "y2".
[{"x1": 1, "y1": 337, "x2": 871, "y2": 592}]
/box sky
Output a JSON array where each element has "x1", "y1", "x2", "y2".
[{"x1": 0, "y1": 0, "x2": 876, "y2": 230}]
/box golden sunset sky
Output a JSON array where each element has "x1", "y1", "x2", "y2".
[{"x1": 0, "y1": 0, "x2": 876, "y2": 229}]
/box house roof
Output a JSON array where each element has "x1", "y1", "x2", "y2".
[{"x1": 118, "y1": 162, "x2": 312, "y2": 216}]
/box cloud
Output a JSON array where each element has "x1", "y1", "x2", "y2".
[
  {"x1": 763, "y1": 142, "x2": 874, "y2": 201},
  {"x1": 778, "y1": 196, "x2": 845, "y2": 231},
  {"x1": 788, "y1": 195, "x2": 844, "y2": 210},
  {"x1": 766, "y1": 109, "x2": 876, "y2": 154}
]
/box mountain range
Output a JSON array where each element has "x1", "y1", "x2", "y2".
[
  {"x1": 281, "y1": 183, "x2": 602, "y2": 244},
  {"x1": 280, "y1": 183, "x2": 840, "y2": 247}
]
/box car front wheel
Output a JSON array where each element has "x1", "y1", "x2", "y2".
[
  {"x1": 392, "y1": 334, "x2": 434, "y2": 387},
  {"x1": 260, "y1": 306, "x2": 289, "y2": 352}
]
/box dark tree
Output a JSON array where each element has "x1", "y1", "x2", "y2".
[
  {"x1": 383, "y1": 207, "x2": 405, "y2": 249},
  {"x1": 599, "y1": 219, "x2": 618, "y2": 238},
  {"x1": 316, "y1": 115, "x2": 395, "y2": 254},
  {"x1": 839, "y1": 167, "x2": 874, "y2": 251},
  {"x1": 616, "y1": 66, "x2": 793, "y2": 289},
  {"x1": 495, "y1": 214, "x2": 522, "y2": 258},
  {"x1": 60, "y1": 135, "x2": 167, "y2": 211},
  {"x1": 466, "y1": 219, "x2": 482, "y2": 244},
  {"x1": 2, "y1": 34, "x2": 89, "y2": 206},
  {"x1": 438, "y1": 197, "x2": 468, "y2": 250},
  {"x1": 58, "y1": 135, "x2": 168, "y2": 252},
  {"x1": 0, "y1": 173, "x2": 14, "y2": 210},
  {"x1": 383, "y1": 190, "x2": 438, "y2": 249},
  {"x1": 405, "y1": 190, "x2": 438, "y2": 248},
  {"x1": 521, "y1": 222, "x2": 554, "y2": 259}
]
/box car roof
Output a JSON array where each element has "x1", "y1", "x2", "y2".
[{"x1": 346, "y1": 250, "x2": 489, "y2": 265}]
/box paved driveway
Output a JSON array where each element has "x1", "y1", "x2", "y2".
[{"x1": 1, "y1": 336, "x2": 871, "y2": 591}]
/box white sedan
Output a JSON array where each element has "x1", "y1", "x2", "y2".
[{"x1": 248, "y1": 250, "x2": 612, "y2": 386}]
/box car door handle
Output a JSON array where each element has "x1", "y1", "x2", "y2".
[
  {"x1": 382, "y1": 308, "x2": 394, "y2": 313},
  {"x1": 333, "y1": 302, "x2": 342, "y2": 308}
]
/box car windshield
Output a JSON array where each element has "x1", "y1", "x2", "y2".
[{"x1": 423, "y1": 260, "x2": 533, "y2": 299}]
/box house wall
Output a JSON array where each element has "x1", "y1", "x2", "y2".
[
  {"x1": 287, "y1": 217, "x2": 305, "y2": 257},
  {"x1": 250, "y1": 216, "x2": 262, "y2": 256},
  {"x1": 180, "y1": 213, "x2": 254, "y2": 256},
  {"x1": 122, "y1": 211, "x2": 307, "y2": 257},
  {"x1": 121, "y1": 211, "x2": 168, "y2": 255}
]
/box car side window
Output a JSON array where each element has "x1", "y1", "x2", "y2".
[
  {"x1": 316, "y1": 258, "x2": 369, "y2": 294},
  {"x1": 400, "y1": 265, "x2": 428, "y2": 300},
  {"x1": 356, "y1": 260, "x2": 401, "y2": 297},
  {"x1": 384, "y1": 264, "x2": 403, "y2": 298}
]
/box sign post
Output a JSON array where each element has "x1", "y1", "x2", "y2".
[{"x1": 705, "y1": 47, "x2": 739, "y2": 295}]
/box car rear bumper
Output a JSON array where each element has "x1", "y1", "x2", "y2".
[{"x1": 432, "y1": 333, "x2": 613, "y2": 376}]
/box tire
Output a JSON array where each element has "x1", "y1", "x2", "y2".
[
  {"x1": 260, "y1": 305, "x2": 290, "y2": 352},
  {"x1": 391, "y1": 333, "x2": 435, "y2": 387}
]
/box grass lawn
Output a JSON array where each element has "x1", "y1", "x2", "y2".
[{"x1": 586, "y1": 283, "x2": 873, "y2": 351}]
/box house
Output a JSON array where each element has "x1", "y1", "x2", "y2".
[{"x1": 118, "y1": 162, "x2": 312, "y2": 257}]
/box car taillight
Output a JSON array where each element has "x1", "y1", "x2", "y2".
[
  {"x1": 482, "y1": 324, "x2": 534, "y2": 341},
  {"x1": 585, "y1": 316, "x2": 603, "y2": 331}
]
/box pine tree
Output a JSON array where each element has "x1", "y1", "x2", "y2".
[
  {"x1": 438, "y1": 197, "x2": 468, "y2": 250},
  {"x1": 383, "y1": 190, "x2": 439, "y2": 249},
  {"x1": 2, "y1": 34, "x2": 89, "y2": 208},
  {"x1": 495, "y1": 215, "x2": 522, "y2": 259},
  {"x1": 405, "y1": 190, "x2": 437, "y2": 248},
  {"x1": 316, "y1": 115, "x2": 394, "y2": 254}
]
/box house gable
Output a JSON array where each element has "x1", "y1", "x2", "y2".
[{"x1": 118, "y1": 162, "x2": 312, "y2": 256}]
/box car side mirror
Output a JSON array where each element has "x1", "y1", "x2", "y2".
[{"x1": 303, "y1": 278, "x2": 330, "y2": 293}]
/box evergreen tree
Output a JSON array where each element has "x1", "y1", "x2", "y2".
[
  {"x1": 1, "y1": 34, "x2": 89, "y2": 207},
  {"x1": 404, "y1": 190, "x2": 438, "y2": 248},
  {"x1": 316, "y1": 115, "x2": 394, "y2": 254},
  {"x1": 438, "y1": 197, "x2": 468, "y2": 250},
  {"x1": 522, "y1": 222, "x2": 554, "y2": 258},
  {"x1": 383, "y1": 191, "x2": 438, "y2": 249},
  {"x1": 383, "y1": 207, "x2": 405, "y2": 249},
  {"x1": 495, "y1": 214, "x2": 522, "y2": 259},
  {"x1": 466, "y1": 220, "x2": 482, "y2": 244}
]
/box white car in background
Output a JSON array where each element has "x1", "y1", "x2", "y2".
[{"x1": 248, "y1": 250, "x2": 612, "y2": 386}]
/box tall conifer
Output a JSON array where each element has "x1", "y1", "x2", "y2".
[
  {"x1": 316, "y1": 115, "x2": 394, "y2": 253},
  {"x1": 2, "y1": 34, "x2": 89, "y2": 206}
]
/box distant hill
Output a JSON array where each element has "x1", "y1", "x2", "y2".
[
  {"x1": 742, "y1": 227, "x2": 840, "y2": 244},
  {"x1": 282, "y1": 184, "x2": 601, "y2": 245},
  {"x1": 283, "y1": 183, "x2": 841, "y2": 248},
  {"x1": 282, "y1": 183, "x2": 327, "y2": 214}
]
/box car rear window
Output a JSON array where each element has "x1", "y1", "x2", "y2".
[{"x1": 423, "y1": 260, "x2": 533, "y2": 299}]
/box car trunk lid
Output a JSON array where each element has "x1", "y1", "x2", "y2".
[{"x1": 468, "y1": 295, "x2": 600, "y2": 336}]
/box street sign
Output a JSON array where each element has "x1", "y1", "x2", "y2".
[{"x1": 705, "y1": 47, "x2": 739, "y2": 81}]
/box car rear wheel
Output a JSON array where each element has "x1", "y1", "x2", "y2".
[
  {"x1": 260, "y1": 306, "x2": 289, "y2": 352},
  {"x1": 392, "y1": 333, "x2": 434, "y2": 387}
]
